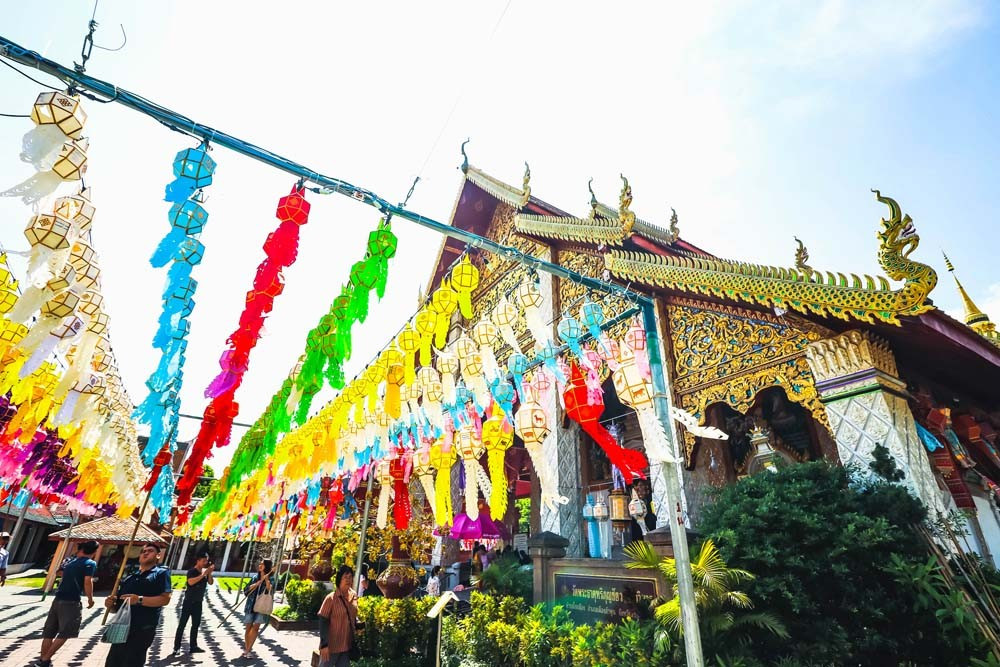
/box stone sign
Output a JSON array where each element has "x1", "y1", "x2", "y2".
[{"x1": 552, "y1": 572, "x2": 658, "y2": 624}]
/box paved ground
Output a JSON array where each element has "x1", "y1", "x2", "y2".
[{"x1": 0, "y1": 580, "x2": 318, "y2": 667}]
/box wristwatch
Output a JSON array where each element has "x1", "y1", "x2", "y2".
[{"x1": 138, "y1": 596, "x2": 143, "y2": 606}]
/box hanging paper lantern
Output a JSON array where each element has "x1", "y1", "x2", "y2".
[
  {"x1": 165, "y1": 146, "x2": 217, "y2": 202},
  {"x1": 0, "y1": 259, "x2": 18, "y2": 315},
  {"x1": 457, "y1": 425, "x2": 489, "y2": 521},
  {"x1": 412, "y1": 441, "x2": 439, "y2": 524},
  {"x1": 366, "y1": 219, "x2": 398, "y2": 299},
  {"x1": 564, "y1": 362, "x2": 647, "y2": 483},
  {"x1": 450, "y1": 255, "x2": 479, "y2": 319},
  {"x1": 472, "y1": 317, "x2": 500, "y2": 379},
  {"x1": 374, "y1": 458, "x2": 393, "y2": 530},
  {"x1": 397, "y1": 322, "x2": 419, "y2": 386},
  {"x1": 514, "y1": 390, "x2": 567, "y2": 511},
  {"x1": 429, "y1": 439, "x2": 456, "y2": 527},
  {"x1": 389, "y1": 448, "x2": 412, "y2": 530},
  {"x1": 23, "y1": 211, "x2": 73, "y2": 281},
  {"x1": 429, "y1": 280, "x2": 458, "y2": 348},
  {"x1": 50, "y1": 139, "x2": 89, "y2": 181},
  {"x1": 414, "y1": 308, "x2": 437, "y2": 366},
  {"x1": 482, "y1": 407, "x2": 513, "y2": 519},
  {"x1": 20, "y1": 92, "x2": 87, "y2": 169},
  {"x1": 612, "y1": 341, "x2": 675, "y2": 464},
  {"x1": 513, "y1": 279, "x2": 548, "y2": 350},
  {"x1": 53, "y1": 187, "x2": 96, "y2": 238},
  {"x1": 580, "y1": 298, "x2": 605, "y2": 344},
  {"x1": 491, "y1": 296, "x2": 521, "y2": 354},
  {"x1": 436, "y1": 347, "x2": 459, "y2": 406},
  {"x1": 507, "y1": 352, "x2": 529, "y2": 401},
  {"x1": 557, "y1": 314, "x2": 584, "y2": 358}
]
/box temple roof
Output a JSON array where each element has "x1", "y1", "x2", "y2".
[{"x1": 48, "y1": 515, "x2": 168, "y2": 545}]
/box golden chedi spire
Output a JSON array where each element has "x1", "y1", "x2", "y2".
[{"x1": 943, "y1": 252, "x2": 1000, "y2": 345}]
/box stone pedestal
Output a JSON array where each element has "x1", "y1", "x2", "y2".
[
  {"x1": 528, "y1": 531, "x2": 568, "y2": 603},
  {"x1": 806, "y1": 330, "x2": 945, "y2": 513},
  {"x1": 645, "y1": 526, "x2": 701, "y2": 560}
]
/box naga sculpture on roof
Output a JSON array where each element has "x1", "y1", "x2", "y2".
[{"x1": 604, "y1": 190, "x2": 937, "y2": 325}]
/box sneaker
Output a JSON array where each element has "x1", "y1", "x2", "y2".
[
  {"x1": 190, "y1": 646, "x2": 205, "y2": 654},
  {"x1": 172, "y1": 648, "x2": 183, "y2": 657}
]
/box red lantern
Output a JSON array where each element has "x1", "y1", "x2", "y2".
[{"x1": 276, "y1": 185, "x2": 311, "y2": 224}]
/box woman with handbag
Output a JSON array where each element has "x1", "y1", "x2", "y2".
[
  {"x1": 318, "y1": 564, "x2": 361, "y2": 666},
  {"x1": 241, "y1": 558, "x2": 275, "y2": 660}
]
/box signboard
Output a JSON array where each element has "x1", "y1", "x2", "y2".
[
  {"x1": 513, "y1": 533, "x2": 528, "y2": 553},
  {"x1": 552, "y1": 572, "x2": 658, "y2": 624}
]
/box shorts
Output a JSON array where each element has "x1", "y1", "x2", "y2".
[
  {"x1": 42, "y1": 599, "x2": 83, "y2": 639},
  {"x1": 244, "y1": 611, "x2": 269, "y2": 626}
]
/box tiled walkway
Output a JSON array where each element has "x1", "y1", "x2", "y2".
[{"x1": 0, "y1": 581, "x2": 317, "y2": 666}]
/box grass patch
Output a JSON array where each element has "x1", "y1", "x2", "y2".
[
  {"x1": 171, "y1": 574, "x2": 247, "y2": 592},
  {"x1": 6, "y1": 576, "x2": 47, "y2": 588}
]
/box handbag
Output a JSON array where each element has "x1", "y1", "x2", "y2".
[
  {"x1": 340, "y1": 596, "x2": 362, "y2": 660},
  {"x1": 101, "y1": 599, "x2": 131, "y2": 644},
  {"x1": 253, "y1": 581, "x2": 274, "y2": 614}
]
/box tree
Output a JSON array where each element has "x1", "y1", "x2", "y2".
[
  {"x1": 696, "y1": 455, "x2": 984, "y2": 665},
  {"x1": 626, "y1": 537, "x2": 786, "y2": 663},
  {"x1": 193, "y1": 464, "x2": 215, "y2": 499}
]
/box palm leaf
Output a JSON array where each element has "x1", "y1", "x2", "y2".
[
  {"x1": 730, "y1": 612, "x2": 789, "y2": 639},
  {"x1": 624, "y1": 540, "x2": 661, "y2": 570}
]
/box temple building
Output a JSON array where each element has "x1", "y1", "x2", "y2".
[{"x1": 426, "y1": 152, "x2": 1000, "y2": 567}]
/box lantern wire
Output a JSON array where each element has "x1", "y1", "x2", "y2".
[{"x1": 0, "y1": 57, "x2": 60, "y2": 91}]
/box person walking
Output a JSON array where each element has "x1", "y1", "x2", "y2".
[
  {"x1": 37, "y1": 540, "x2": 98, "y2": 667},
  {"x1": 173, "y1": 551, "x2": 214, "y2": 656},
  {"x1": 241, "y1": 558, "x2": 274, "y2": 660},
  {"x1": 104, "y1": 542, "x2": 172, "y2": 667},
  {"x1": 317, "y1": 565, "x2": 360, "y2": 667},
  {"x1": 0, "y1": 532, "x2": 9, "y2": 586}
]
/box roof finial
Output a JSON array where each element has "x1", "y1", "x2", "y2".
[
  {"x1": 667, "y1": 207, "x2": 679, "y2": 243},
  {"x1": 588, "y1": 178, "x2": 598, "y2": 217},
  {"x1": 460, "y1": 138, "x2": 470, "y2": 174},
  {"x1": 619, "y1": 174, "x2": 635, "y2": 234},
  {"x1": 520, "y1": 161, "x2": 531, "y2": 207},
  {"x1": 942, "y1": 250, "x2": 996, "y2": 341},
  {"x1": 794, "y1": 237, "x2": 811, "y2": 275}
]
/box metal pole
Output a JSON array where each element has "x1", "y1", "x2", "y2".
[
  {"x1": 354, "y1": 466, "x2": 375, "y2": 597},
  {"x1": 101, "y1": 488, "x2": 153, "y2": 625},
  {"x1": 8, "y1": 492, "x2": 32, "y2": 560},
  {"x1": 642, "y1": 300, "x2": 704, "y2": 667},
  {"x1": 272, "y1": 512, "x2": 291, "y2": 603}
]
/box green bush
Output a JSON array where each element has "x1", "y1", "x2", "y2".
[
  {"x1": 356, "y1": 595, "x2": 437, "y2": 665},
  {"x1": 696, "y1": 454, "x2": 990, "y2": 665},
  {"x1": 283, "y1": 578, "x2": 327, "y2": 620},
  {"x1": 474, "y1": 554, "x2": 533, "y2": 604},
  {"x1": 441, "y1": 593, "x2": 673, "y2": 667}
]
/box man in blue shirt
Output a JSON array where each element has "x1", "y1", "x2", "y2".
[
  {"x1": 38, "y1": 539, "x2": 98, "y2": 667},
  {"x1": 104, "y1": 542, "x2": 172, "y2": 667}
]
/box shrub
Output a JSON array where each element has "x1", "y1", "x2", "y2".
[
  {"x1": 356, "y1": 595, "x2": 437, "y2": 665},
  {"x1": 696, "y1": 455, "x2": 986, "y2": 665},
  {"x1": 474, "y1": 554, "x2": 533, "y2": 604},
  {"x1": 283, "y1": 578, "x2": 327, "y2": 620}
]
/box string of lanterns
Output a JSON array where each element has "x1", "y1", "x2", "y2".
[{"x1": 0, "y1": 92, "x2": 146, "y2": 514}]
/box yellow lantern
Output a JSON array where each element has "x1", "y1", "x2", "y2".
[
  {"x1": 414, "y1": 307, "x2": 437, "y2": 366},
  {"x1": 482, "y1": 407, "x2": 514, "y2": 518},
  {"x1": 385, "y1": 361, "x2": 405, "y2": 419},
  {"x1": 397, "y1": 322, "x2": 419, "y2": 385},
  {"x1": 429, "y1": 440, "x2": 456, "y2": 527},
  {"x1": 450, "y1": 255, "x2": 479, "y2": 319},
  {"x1": 429, "y1": 280, "x2": 459, "y2": 348}
]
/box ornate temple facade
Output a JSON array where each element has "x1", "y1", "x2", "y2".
[{"x1": 427, "y1": 156, "x2": 1000, "y2": 563}]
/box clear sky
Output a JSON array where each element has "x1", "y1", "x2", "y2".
[{"x1": 1, "y1": 1, "x2": 997, "y2": 474}]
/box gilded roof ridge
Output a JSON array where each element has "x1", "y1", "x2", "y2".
[
  {"x1": 604, "y1": 191, "x2": 939, "y2": 326},
  {"x1": 464, "y1": 165, "x2": 529, "y2": 209}
]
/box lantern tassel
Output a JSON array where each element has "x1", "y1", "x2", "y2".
[
  {"x1": 375, "y1": 480, "x2": 391, "y2": 530},
  {"x1": 20, "y1": 125, "x2": 70, "y2": 169},
  {"x1": 1, "y1": 170, "x2": 65, "y2": 205},
  {"x1": 487, "y1": 449, "x2": 508, "y2": 519},
  {"x1": 150, "y1": 227, "x2": 189, "y2": 268}
]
